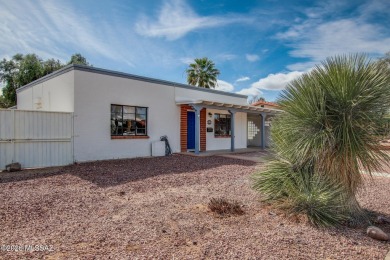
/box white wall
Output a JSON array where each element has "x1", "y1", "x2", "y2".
[
  {"x1": 17, "y1": 71, "x2": 75, "y2": 112},
  {"x1": 73, "y1": 70, "x2": 180, "y2": 162},
  {"x1": 206, "y1": 109, "x2": 247, "y2": 151},
  {"x1": 175, "y1": 87, "x2": 247, "y2": 105}
]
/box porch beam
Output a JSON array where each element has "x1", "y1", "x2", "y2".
[{"x1": 228, "y1": 110, "x2": 236, "y2": 152}]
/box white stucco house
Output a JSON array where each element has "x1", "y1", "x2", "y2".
[{"x1": 16, "y1": 64, "x2": 281, "y2": 163}]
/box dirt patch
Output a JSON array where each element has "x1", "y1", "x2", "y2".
[{"x1": 0, "y1": 154, "x2": 389, "y2": 259}]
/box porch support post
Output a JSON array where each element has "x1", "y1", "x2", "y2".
[
  {"x1": 261, "y1": 113, "x2": 266, "y2": 149},
  {"x1": 192, "y1": 105, "x2": 202, "y2": 155},
  {"x1": 228, "y1": 110, "x2": 236, "y2": 152}
]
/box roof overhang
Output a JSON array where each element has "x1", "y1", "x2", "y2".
[{"x1": 176, "y1": 100, "x2": 283, "y2": 115}]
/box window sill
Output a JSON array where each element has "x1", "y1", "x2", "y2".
[
  {"x1": 111, "y1": 136, "x2": 150, "y2": 139},
  {"x1": 214, "y1": 135, "x2": 231, "y2": 138}
]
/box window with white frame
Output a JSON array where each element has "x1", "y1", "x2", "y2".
[{"x1": 111, "y1": 104, "x2": 147, "y2": 136}]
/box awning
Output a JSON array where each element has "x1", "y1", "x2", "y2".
[{"x1": 176, "y1": 100, "x2": 283, "y2": 114}]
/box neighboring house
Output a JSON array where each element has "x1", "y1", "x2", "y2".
[
  {"x1": 16, "y1": 64, "x2": 281, "y2": 163},
  {"x1": 251, "y1": 100, "x2": 280, "y2": 109}
]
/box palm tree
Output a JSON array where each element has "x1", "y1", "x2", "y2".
[
  {"x1": 186, "y1": 57, "x2": 220, "y2": 88},
  {"x1": 252, "y1": 54, "x2": 390, "y2": 226}
]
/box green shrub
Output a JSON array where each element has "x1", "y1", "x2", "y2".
[
  {"x1": 252, "y1": 54, "x2": 390, "y2": 227},
  {"x1": 252, "y1": 159, "x2": 351, "y2": 227}
]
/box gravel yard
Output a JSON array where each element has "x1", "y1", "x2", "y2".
[{"x1": 0, "y1": 154, "x2": 389, "y2": 259}]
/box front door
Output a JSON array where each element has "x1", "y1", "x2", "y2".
[{"x1": 187, "y1": 111, "x2": 195, "y2": 150}]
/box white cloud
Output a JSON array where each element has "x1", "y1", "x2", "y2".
[
  {"x1": 235, "y1": 76, "x2": 250, "y2": 82},
  {"x1": 252, "y1": 71, "x2": 304, "y2": 90},
  {"x1": 236, "y1": 88, "x2": 263, "y2": 97},
  {"x1": 135, "y1": 0, "x2": 252, "y2": 40},
  {"x1": 179, "y1": 57, "x2": 194, "y2": 65},
  {"x1": 277, "y1": 1, "x2": 390, "y2": 70},
  {"x1": 0, "y1": 0, "x2": 131, "y2": 65},
  {"x1": 237, "y1": 71, "x2": 304, "y2": 97},
  {"x1": 246, "y1": 54, "x2": 259, "y2": 62},
  {"x1": 217, "y1": 53, "x2": 237, "y2": 61},
  {"x1": 216, "y1": 80, "x2": 234, "y2": 92}
]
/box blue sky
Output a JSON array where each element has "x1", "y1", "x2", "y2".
[{"x1": 1, "y1": 0, "x2": 389, "y2": 101}]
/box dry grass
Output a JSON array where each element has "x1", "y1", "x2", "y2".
[{"x1": 208, "y1": 198, "x2": 244, "y2": 216}]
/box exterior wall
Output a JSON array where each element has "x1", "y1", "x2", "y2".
[
  {"x1": 17, "y1": 71, "x2": 75, "y2": 112},
  {"x1": 73, "y1": 70, "x2": 180, "y2": 162},
  {"x1": 206, "y1": 109, "x2": 247, "y2": 151},
  {"x1": 175, "y1": 87, "x2": 247, "y2": 105},
  {"x1": 16, "y1": 66, "x2": 252, "y2": 162}
]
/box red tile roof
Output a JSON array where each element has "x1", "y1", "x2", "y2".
[{"x1": 251, "y1": 100, "x2": 280, "y2": 108}]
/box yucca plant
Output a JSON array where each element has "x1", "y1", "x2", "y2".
[{"x1": 253, "y1": 54, "x2": 390, "y2": 226}]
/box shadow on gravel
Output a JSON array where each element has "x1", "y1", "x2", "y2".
[
  {"x1": 0, "y1": 155, "x2": 257, "y2": 187},
  {"x1": 0, "y1": 167, "x2": 65, "y2": 184},
  {"x1": 68, "y1": 154, "x2": 256, "y2": 187}
]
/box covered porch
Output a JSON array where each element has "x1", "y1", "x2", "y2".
[{"x1": 177, "y1": 100, "x2": 282, "y2": 155}]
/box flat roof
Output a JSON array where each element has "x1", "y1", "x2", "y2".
[{"x1": 16, "y1": 64, "x2": 247, "y2": 99}]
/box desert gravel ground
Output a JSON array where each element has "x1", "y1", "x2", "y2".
[{"x1": 0, "y1": 154, "x2": 389, "y2": 259}]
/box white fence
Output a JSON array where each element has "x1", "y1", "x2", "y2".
[{"x1": 0, "y1": 109, "x2": 73, "y2": 169}]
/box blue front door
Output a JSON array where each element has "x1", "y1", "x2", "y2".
[{"x1": 187, "y1": 111, "x2": 195, "y2": 150}]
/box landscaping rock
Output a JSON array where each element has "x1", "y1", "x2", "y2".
[
  {"x1": 367, "y1": 226, "x2": 389, "y2": 241},
  {"x1": 5, "y1": 162, "x2": 21, "y2": 172}
]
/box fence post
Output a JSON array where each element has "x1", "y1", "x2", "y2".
[{"x1": 11, "y1": 109, "x2": 15, "y2": 163}]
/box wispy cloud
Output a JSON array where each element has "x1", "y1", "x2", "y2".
[
  {"x1": 236, "y1": 88, "x2": 263, "y2": 97},
  {"x1": 246, "y1": 54, "x2": 259, "y2": 62},
  {"x1": 135, "y1": 0, "x2": 253, "y2": 40},
  {"x1": 216, "y1": 80, "x2": 234, "y2": 92},
  {"x1": 0, "y1": 0, "x2": 132, "y2": 65},
  {"x1": 237, "y1": 71, "x2": 303, "y2": 97},
  {"x1": 278, "y1": 0, "x2": 390, "y2": 70},
  {"x1": 235, "y1": 76, "x2": 250, "y2": 82},
  {"x1": 217, "y1": 53, "x2": 237, "y2": 61},
  {"x1": 179, "y1": 57, "x2": 194, "y2": 65}
]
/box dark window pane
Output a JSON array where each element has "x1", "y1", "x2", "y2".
[
  {"x1": 137, "y1": 128, "x2": 146, "y2": 135},
  {"x1": 136, "y1": 107, "x2": 147, "y2": 114},
  {"x1": 123, "y1": 106, "x2": 135, "y2": 113},
  {"x1": 136, "y1": 114, "x2": 146, "y2": 121},
  {"x1": 123, "y1": 113, "x2": 135, "y2": 121},
  {"x1": 111, "y1": 104, "x2": 148, "y2": 136},
  {"x1": 111, "y1": 105, "x2": 122, "y2": 113}
]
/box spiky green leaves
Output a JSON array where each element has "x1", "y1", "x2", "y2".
[
  {"x1": 252, "y1": 54, "x2": 390, "y2": 227},
  {"x1": 252, "y1": 160, "x2": 351, "y2": 227},
  {"x1": 277, "y1": 54, "x2": 390, "y2": 194}
]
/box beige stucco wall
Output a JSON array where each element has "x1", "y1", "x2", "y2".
[
  {"x1": 17, "y1": 67, "x2": 250, "y2": 162},
  {"x1": 205, "y1": 109, "x2": 247, "y2": 151},
  {"x1": 16, "y1": 71, "x2": 75, "y2": 112},
  {"x1": 73, "y1": 70, "x2": 180, "y2": 162}
]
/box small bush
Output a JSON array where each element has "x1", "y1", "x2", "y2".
[
  {"x1": 208, "y1": 198, "x2": 244, "y2": 216},
  {"x1": 252, "y1": 159, "x2": 351, "y2": 227}
]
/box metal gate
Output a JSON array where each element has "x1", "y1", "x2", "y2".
[{"x1": 0, "y1": 109, "x2": 73, "y2": 169}]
